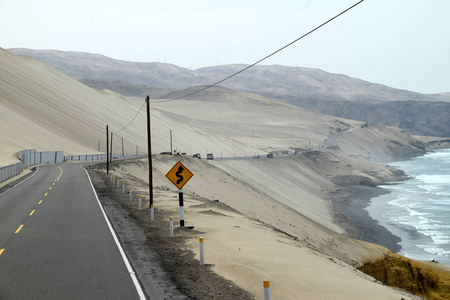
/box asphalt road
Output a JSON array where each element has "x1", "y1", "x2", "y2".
[{"x1": 0, "y1": 163, "x2": 145, "y2": 299}]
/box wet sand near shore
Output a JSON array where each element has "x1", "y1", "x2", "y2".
[{"x1": 336, "y1": 185, "x2": 402, "y2": 253}]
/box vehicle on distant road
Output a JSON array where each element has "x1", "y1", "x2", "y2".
[
  {"x1": 193, "y1": 153, "x2": 201, "y2": 159},
  {"x1": 160, "y1": 152, "x2": 171, "y2": 155},
  {"x1": 207, "y1": 153, "x2": 214, "y2": 160}
]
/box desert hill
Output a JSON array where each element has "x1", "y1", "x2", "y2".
[
  {"x1": 79, "y1": 78, "x2": 174, "y2": 98},
  {"x1": 8, "y1": 48, "x2": 447, "y2": 103},
  {"x1": 0, "y1": 47, "x2": 426, "y2": 165},
  {"x1": 9, "y1": 48, "x2": 450, "y2": 137},
  {"x1": 2, "y1": 47, "x2": 448, "y2": 299}
]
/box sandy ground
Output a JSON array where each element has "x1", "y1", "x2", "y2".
[
  {"x1": 1, "y1": 47, "x2": 445, "y2": 299},
  {"x1": 105, "y1": 156, "x2": 421, "y2": 299}
]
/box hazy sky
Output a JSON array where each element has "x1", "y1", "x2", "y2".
[{"x1": 1, "y1": 0, "x2": 449, "y2": 94}]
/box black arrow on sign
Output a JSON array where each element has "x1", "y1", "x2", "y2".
[{"x1": 176, "y1": 165, "x2": 184, "y2": 184}]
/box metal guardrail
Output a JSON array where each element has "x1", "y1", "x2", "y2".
[
  {"x1": 63, "y1": 154, "x2": 134, "y2": 161},
  {"x1": 0, "y1": 162, "x2": 24, "y2": 184},
  {"x1": 0, "y1": 150, "x2": 133, "y2": 184}
]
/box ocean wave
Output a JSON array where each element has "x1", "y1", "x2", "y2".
[
  {"x1": 368, "y1": 149, "x2": 450, "y2": 265},
  {"x1": 417, "y1": 174, "x2": 450, "y2": 185}
]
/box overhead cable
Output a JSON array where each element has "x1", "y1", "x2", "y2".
[
  {"x1": 113, "y1": 0, "x2": 364, "y2": 132},
  {"x1": 115, "y1": 100, "x2": 146, "y2": 134},
  {"x1": 168, "y1": 0, "x2": 364, "y2": 101}
]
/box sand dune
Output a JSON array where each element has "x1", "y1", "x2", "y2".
[
  {"x1": 1, "y1": 47, "x2": 440, "y2": 298},
  {"x1": 111, "y1": 155, "x2": 421, "y2": 299}
]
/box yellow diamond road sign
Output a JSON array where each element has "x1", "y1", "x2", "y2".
[{"x1": 166, "y1": 161, "x2": 194, "y2": 189}]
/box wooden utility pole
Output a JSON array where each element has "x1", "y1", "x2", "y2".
[
  {"x1": 106, "y1": 125, "x2": 109, "y2": 173},
  {"x1": 110, "y1": 132, "x2": 113, "y2": 163},
  {"x1": 121, "y1": 137, "x2": 124, "y2": 156},
  {"x1": 146, "y1": 96, "x2": 153, "y2": 207},
  {"x1": 170, "y1": 130, "x2": 173, "y2": 154}
]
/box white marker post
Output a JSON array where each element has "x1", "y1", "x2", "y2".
[
  {"x1": 263, "y1": 281, "x2": 271, "y2": 300},
  {"x1": 199, "y1": 237, "x2": 205, "y2": 266},
  {"x1": 122, "y1": 182, "x2": 125, "y2": 194},
  {"x1": 129, "y1": 188, "x2": 132, "y2": 201},
  {"x1": 169, "y1": 216, "x2": 174, "y2": 237},
  {"x1": 117, "y1": 178, "x2": 120, "y2": 188},
  {"x1": 138, "y1": 196, "x2": 142, "y2": 210},
  {"x1": 150, "y1": 204, "x2": 154, "y2": 222}
]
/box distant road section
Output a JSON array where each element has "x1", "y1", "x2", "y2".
[{"x1": 0, "y1": 163, "x2": 144, "y2": 299}]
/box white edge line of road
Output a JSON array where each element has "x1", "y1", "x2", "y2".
[
  {"x1": 0, "y1": 166, "x2": 40, "y2": 197},
  {"x1": 81, "y1": 166, "x2": 147, "y2": 300}
]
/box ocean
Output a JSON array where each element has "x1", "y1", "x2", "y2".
[{"x1": 366, "y1": 149, "x2": 450, "y2": 265}]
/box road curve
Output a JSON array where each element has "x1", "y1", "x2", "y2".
[{"x1": 0, "y1": 163, "x2": 144, "y2": 299}]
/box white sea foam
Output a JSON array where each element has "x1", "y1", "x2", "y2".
[{"x1": 367, "y1": 149, "x2": 450, "y2": 265}]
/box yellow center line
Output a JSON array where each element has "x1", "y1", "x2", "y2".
[
  {"x1": 57, "y1": 167, "x2": 63, "y2": 182},
  {"x1": 49, "y1": 187, "x2": 52, "y2": 190},
  {"x1": 44, "y1": 192, "x2": 48, "y2": 197},
  {"x1": 0, "y1": 249, "x2": 4, "y2": 256},
  {"x1": 15, "y1": 225, "x2": 24, "y2": 234},
  {"x1": 29, "y1": 210, "x2": 35, "y2": 216},
  {"x1": 38, "y1": 200, "x2": 43, "y2": 204},
  {"x1": 53, "y1": 183, "x2": 55, "y2": 186}
]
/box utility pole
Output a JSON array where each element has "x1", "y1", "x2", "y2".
[
  {"x1": 170, "y1": 130, "x2": 173, "y2": 154},
  {"x1": 121, "y1": 137, "x2": 124, "y2": 156},
  {"x1": 146, "y1": 96, "x2": 153, "y2": 207},
  {"x1": 106, "y1": 125, "x2": 109, "y2": 173},
  {"x1": 98, "y1": 141, "x2": 100, "y2": 152},
  {"x1": 136, "y1": 145, "x2": 138, "y2": 156},
  {"x1": 110, "y1": 132, "x2": 113, "y2": 163}
]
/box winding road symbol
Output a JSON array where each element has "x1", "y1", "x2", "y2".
[
  {"x1": 166, "y1": 161, "x2": 194, "y2": 189},
  {"x1": 176, "y1": 166, "x2": 184, "y2": 184}
]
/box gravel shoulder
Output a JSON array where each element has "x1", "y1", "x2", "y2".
[{"x1": 88, "y1": 167, "x2": 253, "y2": 300}]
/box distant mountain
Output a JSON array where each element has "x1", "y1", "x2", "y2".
[
  {"x1": 8, "y1": 48, "x2": 450, "y2": 137},
  {"x1": 297, "y1": 99, "x2": 450, "y2": 137},
  {"x1": 8, "y1": 48, "x2": 195, "y2": 88},
  {"x1": 194, "y1": 64, "x2": 449, "y2": 103}
]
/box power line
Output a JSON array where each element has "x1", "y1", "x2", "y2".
[
  {"x1": 115, "y1": 99, "x2": 146, "y2": 134},
  {"x1": 112, "y1": 0, "x2": 364, "y2": 132},
  {"x1": 168, "y1": 0, "x2": 364, "y2": 101}
]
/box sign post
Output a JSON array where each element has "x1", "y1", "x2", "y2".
[{"x1": 166, "y1": 161, "x2": 194, "y2": 226}]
